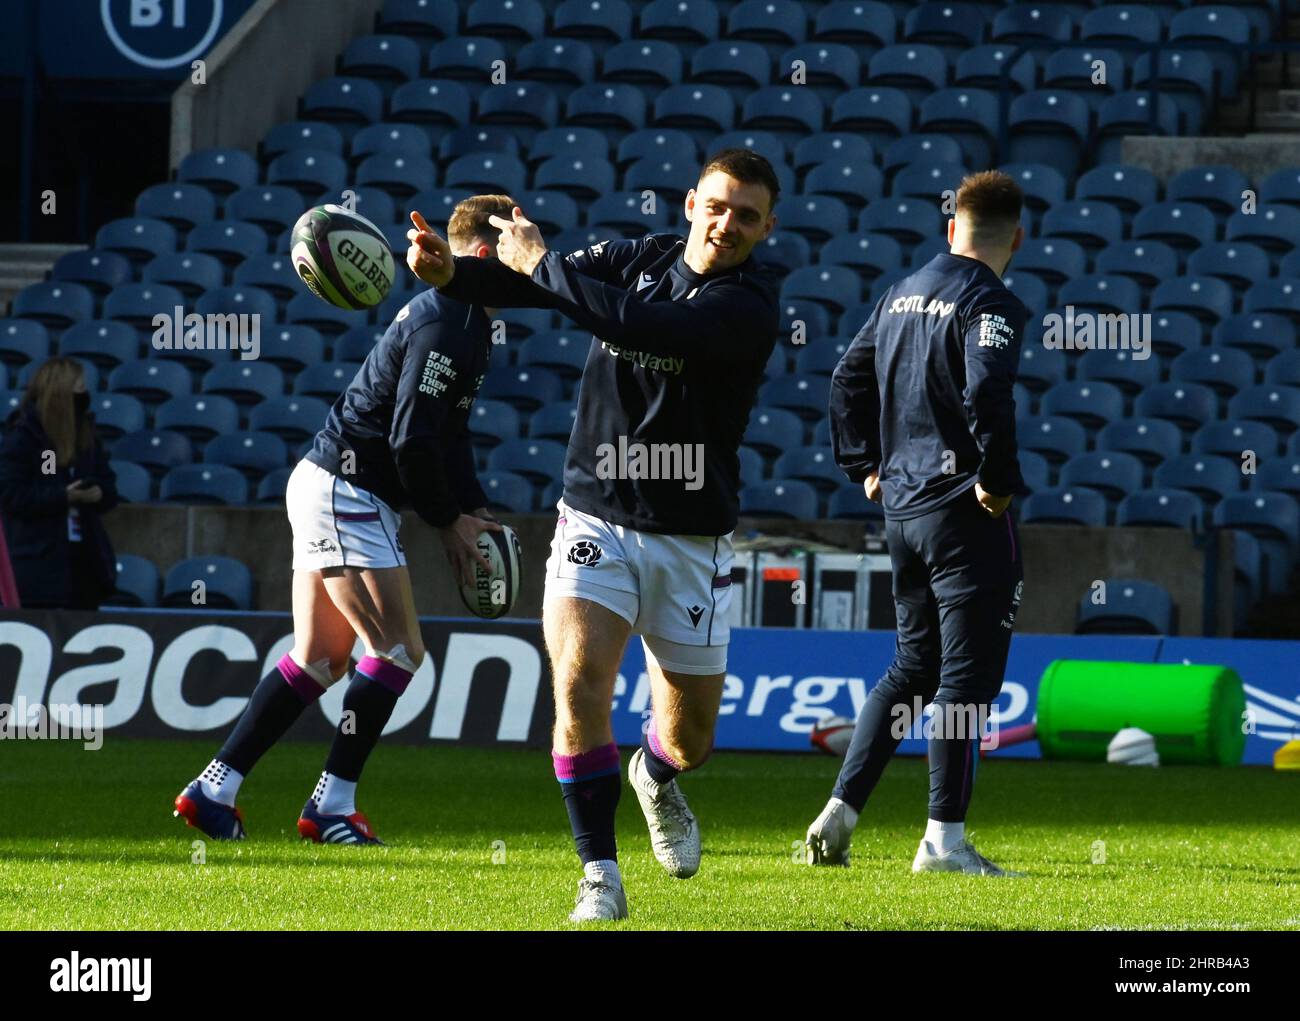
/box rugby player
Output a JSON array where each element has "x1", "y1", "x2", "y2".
[
  {"x1": 407, "y1": 148, "x2": 781, "y2": 920},
  {"x1": 805, "y1": 170, "x2": 1029, "y2": 876},
  {"x1": 172, "y1": 196, "x2": 512, "y2": 845}
]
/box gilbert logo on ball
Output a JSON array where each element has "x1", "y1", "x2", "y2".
[
  {"x1": 291, "y1": 204, "x2": 395, "y2": 310},
  {"x1": 459, "y1": 525, "x2": 523, "y2": 620},
  {"x1": 1107, "y1": 726, "x2": 1160, "y2": 767}
]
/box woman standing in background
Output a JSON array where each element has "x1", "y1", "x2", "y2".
[{"x1": 0, "y1": 356, "x2": 119, "y2": 609}]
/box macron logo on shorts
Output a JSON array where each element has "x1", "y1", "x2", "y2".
[{"x1": 686, "y1": 604, "x2": 705, "y2": 628}]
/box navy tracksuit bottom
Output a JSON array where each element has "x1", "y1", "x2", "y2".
[{"x1": 832, "y1": 488, "x2": 1024, "y2": 822}]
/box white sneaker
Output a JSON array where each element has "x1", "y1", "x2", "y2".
[
  {"x1": 911, "y1": 838, "x2": 1025, "y2": 877},
  {"x1": 569, "y1": 876, "x2": 629, "y2": 922},
  {"x1": 805, "y1": 800, "x2": 853, "y2": 866},
  {"x1": 628, "y1": 747, "x2": 701, "y2": 878}
]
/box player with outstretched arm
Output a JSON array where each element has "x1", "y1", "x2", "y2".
[
  {"x1": 407, "y1": 149, "x2": 781, "y2": 921},
  {"x1": 804, "y1": 171, "x2": 1029, "y2": 876},
  {"x1": 172, "y1": 196, "x2": 513, "y2": 845}
]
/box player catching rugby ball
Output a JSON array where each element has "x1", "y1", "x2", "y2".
[
  {"x1": 172, "y1": 196, "x2": 513, "y2": 845},
  {"x1": 407, "y1": 148, "x2": 781, "y2": 922}
]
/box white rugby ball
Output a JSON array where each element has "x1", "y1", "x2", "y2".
[
  {"x1": 1107, "y1": 726, "x2": 1160, "y2": 767},
  {"x1": 458, "y1": 525, "x2": 522, "y2": 619},
  {"x1": 810, "y1": 714, "x2": 855, "y2": 757},
  {"x1": 290, "y1": 203, "x2": 395, "y2": 310}
]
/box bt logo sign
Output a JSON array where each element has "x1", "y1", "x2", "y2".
[{"x1": 100, "y1": 0, "x2": 225, "y2": 70}]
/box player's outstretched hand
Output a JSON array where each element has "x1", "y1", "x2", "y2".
[
  {"x1": 439, "y1": 512, "x2": 504, "y2": 587},
  {"x1": 406, "y1": 210, "x2": 453, "y2": 288},
  {"x1": 487, "y1": 206, "x2": 547, "y2": 276},
  {"x1": 863, "y1": 471, "x2": 882, "y2": 503},
  {"x1": 974, "y1": 483, "x2": 1012, "y2": 518}
]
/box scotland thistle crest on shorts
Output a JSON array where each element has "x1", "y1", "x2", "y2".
[{"x1": 566, "y1": 540, "x2": 602, "y2": 567}]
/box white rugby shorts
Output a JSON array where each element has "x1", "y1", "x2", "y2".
[
  {"x1": 286, "y1": 460, "x2": 406, "y2": 571},
  {"x1": 544, "y1": 499, "x2": 734, "y2": 675}
]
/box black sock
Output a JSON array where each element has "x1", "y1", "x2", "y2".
[
  {"x1": 218, "y1": 654, "x2": 325, "y2": 775},
  {"x1": 554, "y1": 744, "x2": 622, "y2": 864},
  {"x1": 641, "y1": 724, "x2": 682, "y2": 785},
  {"x1": 322, "y1": 654, "x2": 410, "y2": 782}
]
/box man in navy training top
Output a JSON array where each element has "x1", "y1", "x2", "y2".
[
  {"x1": 407, "y1": 147, "x2": 782, "y2": 921},
  {"x1": 806, "y1": 170, "x2": 1030, "y2": 877},
  {"x1": 173, "y1": 195, "x2": 512, "y2": 846}
]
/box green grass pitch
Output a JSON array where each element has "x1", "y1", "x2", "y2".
[{"x1": 1, "y1": 739, "x2": 1296, "y2": 930}]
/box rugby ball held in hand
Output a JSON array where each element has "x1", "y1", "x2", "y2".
[
  {"x1": 291, "y1": 204, "x2": 395, "y2": 310},
  {"x1": 810, "y1": 715, "x2": 855, "y2": 757},
  {"x1": 459, "y1": 525, "x2": 522, "y2": 619}
]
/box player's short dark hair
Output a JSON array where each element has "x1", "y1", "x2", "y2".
[
  {"x1": 448, "y1": 194, "x2": 517, "y2": 251},
  {"x1": 699, "y1": 148, "x2": 780, "y2": 212},
  {"x1": 955, "y1": 171, "x2": 1023, "y2": 244}
]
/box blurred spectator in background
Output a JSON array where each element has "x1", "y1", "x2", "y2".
[{"x1": 0, "y1": 357, "x2": 119, "y2": 609}]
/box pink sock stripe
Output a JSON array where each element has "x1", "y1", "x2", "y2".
[
  {"x1": 647, "y1": 725, "x2": 686, "y2": 772},
  {"x1": 552, "y1": 743, "x2": 620, "y2": 782},
  {"x1": 356, "y1": 654, "x2": 413, "y2": 694},
  {"x1": 277, "y1": 654, "x2": 325, "y2": 704}
]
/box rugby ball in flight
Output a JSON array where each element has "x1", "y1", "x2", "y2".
[
  {"x1": 810, "y1": 715, "x2": 855, "y2": 757},
  {"x1": 459, "y1": 524, "x2": 523, "y2": 620},
  {"x1": 290, "y1": 204, "x2": 395, "y2": 310}
]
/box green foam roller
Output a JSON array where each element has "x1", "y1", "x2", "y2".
[{"x1": 1036, "y1": 660, "x2": 1246, "y2": 766}]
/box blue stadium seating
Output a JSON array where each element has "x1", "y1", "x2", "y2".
[
  {"x1": 58, "y1": 321, "x2": 138, "y2": 372},
  {"x1": 86, "y1": 392, "x2": 146, "y2": 439},
  {"x1": 106, "y1": 554, "x2": 160, "y2": 607},
  {"x1": 113, "y1": 429, "x2": 192, "y2": 477},
  {"x1": 163, "y1": 556, "x2": 254, "y2": 609},
  {"x1": 1022, "y1": 488, "x2": 1109, "y2": 527},
  {"x1": 109, "y1": 459, "x2": 152, "y2": 502},
  {"x1": 741, "y1": 479, "x2": 819, "y2": 519},
  {"x1": 52, "y1": 250, "x2": 133, "y2": 296},
  {"x1": 1155, "y1": 454, "x2": 1243, "y2": 503},
  {"x1": 263, "y1": 120, "x2": 345, "y2": 160},
  {"x1": 178, "y1": 148, "x2": 259, "y2": 195},
  {"x1": 160, "y1": 464, "x2": 250, "y2": 505},
  {"x1": 1117, "y1": 489, "x2": 1202, "y2": 530},
  {"x1": 1077, "y1": 579, "x2": 1176, "y2": 635}
]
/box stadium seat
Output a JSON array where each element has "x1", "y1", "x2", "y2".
[
  {"x1": 1154, "y1": 454, "x2": 1243, "y2": 503},
  {"x1": 1255, "y1": 458, "x2": 1300, "y2": 499},
  {"x1": 486, "y1": 438, "x2": 567, "y2": 483},
  {"x1": 438, "y1": 125, "x2": 521, "y2": 164},
  {"x1": 953, "y1": 44, "x2": 1036, "y2": 93},
  {"x1": 777, "y1": 195, "x2": 851, "y2": 243},
  {"x1": 1244, "y1": 279, "x2": 1300, "y2": 320},
  {"x1": 203, "y1": 431, "x2": 288, "y2": 481},
  {"x1": 918, "y1": 89, "x2": 998, "y2": 169},
  {"x1": 160, "y1": 463, "x2": 250, "y2": 505},
  {"x1": 639, "y1": 0, "x2": 722, "y2": 45},
  {"x1": 1266, "y1": 350, "x2": 1300, "y2": 389},
  {"x1": 780, "y1": 300, "x2": 831, "y2": 342},
  {"x1": 263, "y1": 120, "x2": 345, "y2": 161},
  {"x1": 741, "y1": 86, "x2": 823, "y2": 136},
  {"x1": 1081, "y1": 6, "x2": 1161, "y2": 44},
  {"x1": 615, "y1": 128, "x2": 697, "y2": 169},
  {"x1": 470, "y1": 399, "x2": 523, "y2": 449},
  {"x1": 340, "y1": 34, "x2": 421, "y2": 89},
  {"x1": 1170, "y1": 348, "x2": 1256, "y2": 400},
  {"x1": 185, "y1": 220, "x2": 268, "y2": 266},
  {"x1": 294, "y1": 362, "x2": 361, "y2": 401},
  {"x1": 442, "y1": 152, "x2": 528, "y2": 196},
  {"x1": 356, "y1": 152, "x2": 436, "y2": 198},
  {"x1": 1056, "y1": 274, "x2": 1142, "y2": 315},
  {"x1": 536, "y1": 155, "x2": 616, "y2": 201},
  {"x1": 143, "y1": 252, "x2": 224, "y2": 298},
  {"x1": 773, "y1": 446, "x2": 842, "y2": 491},
  {"x1": 1040, "y1": 200, "x2": 1124, "y2": 251},
  {"x1": 154, "y1": 395, "x2": 241, "y2": 442},
  {"x1": 466, "y1": 0, "x2": 545, "y2": 40},
  {"x1": 514, "y1": 190, "x2": 580, "y2": 235},
  {"x1": 744, "y1": 407, "x2": 804, "y2": 456},
  {"x1": 1074, "y1": 163, "x2": 1161, "y2": 214},
  {"x1": 1022, "y1": 487, "x2": 1109, "y2": 527},
  {"x1": 781, "y1": 266, "x2": 861, "y2": 315},
  {"x1": 301, "y1": 77, "x2": 383, "y2": 133},
  {"x1": 84, "y1": 392, "x2": 145, "y2": 440},
  {"x1": 377, "y1": 0, "x2": 457, "y2": 39},
  {"x1": 51, "y1": 249, "x2": 133, "y2": 296},
  {"x1": 476, "y1": 81, "x2": 562, "y2": 130},
  {"x1": 478, "y1": 367, "x2": 564, "y2": 412},
  {"x1": 689, "y1": 40, "x2": 769, "y2": 91},
  {"x1": 1117, "y1": 489, "x2": 1202, "y2": 530},
  {"x1": 565, "y1": 83, "x2": 646, "y2": 131},
  {"x1": 1039, "y1": 381, "x2": 1126, "y2": 432},
  {"x1": 886, "y1": 159, "x2": 963, "y2": 200},
  {"x1": 903, "y1": 2, "x2": 983, "y2": 50},
  {"x1": 1131, "y1": 52, "x2": 1216, "y2": 133},
  {"x1": 1134, "y1": 203, "x2": 1218, "y2": 255},
  {"x1": 108, "y1": 360, "x2": 191, "y2": 405},
  {"x1": 756, "y1": 230, "x2": 812, "y2": 274},
  {"x1": 1006, "y1": 92, "x2": 1091, "y2": 179},
  {"x1": 477, "y1": 471, "x2": 535, "y2": 514},
  {"x1": 1168, "y1": 165, "x2": 1252, "y2": 218},
  {"x1": 781, "y1": 42, "x2": 859, "y2": 95},
  {"x1": 1076, "y1": 579, "x2": 1176, "y2": 635},
  {"x1": 112, "y1": 429, "x2": 192, "y2": 477},
  {"x1": 1213, "y1": 313, "x2": 1295, "y2": 361},
  {"x1": 256, "y1": 467, "x2": 294, "y2": 505},
  {"x1": 1146, "y1": 310, "x2": 1206, "y2": 360},
  {"x1": 1013, "y1": 239, "x2": 1086, "y2": 288},
  {"x1": 519, "y1": 330, "x2": 589, "y2": 379},
  {"x1": 759, "y1": 374, "x2": 832, "y2": 421},
  {"x1": 177, "y1": 148, "x2": 259, "y2": 195},
  {"x1": 1194, "y1": 418, "x2": 1281, "y2": 461},
  {"x1": 249, "y1": 396, "x2": 330, "y2": 444},
  {"x1": 1018, "y1": 415, "x2": 1088, "y2": 465},
  {"x1": 1019, "y1": 449, "x2": 1051, "y2": 492},
  {"x1": 11, "y1": 281, "x2": 91, "y2": 330},
  {"x1": 162, "y1": 556, "x2": 254, "y2": 610},
  {"x1": 196, "y1": 285, "x2": 277, "y2": 325},
  {"x1": 285, "y1": 294, "x2": 354, "y2": 337},
  {"x1": 867, "y1": 43, "x2": 947, "y2": 102},
  {"x1": 713, "y1": 130, "x2": 788, "y2": 171},
  {"x1": 134, "y1": 182, "x2": 217, "y2": 231},
  {"x1": 1259, "y1": 167, "x2": 1300, "y2": 208},
  {"x1": 233, "y1": 255, "x2": 300, "y2": 302},
  {"x1": 741, "y1": 480, "x2": 819, "y2": 520},
  {"x1": 814, "y1": 1, "x2": 895, "y2": 47},
  {"x1": 1229, "y1": 385, "x2": 1300, "y2": 435},
  {"x1": 1184, "y1": 242, "x2": 1270, "y2": 292},
  {"x1": 992, "y1": 5, "x2": 1073, "y2": 43},
  {"x1": 1001, "y1": 163, "x2": 1069, "y2": 215},
  {"x1": 858, "y1": 198, "x2": 943, "y2": 246},
  {"x1": 202, "y1": 362, "x2": 284, "y2": 406},
  {"x1": 1095, "y1": 92, "x2": 1180, "y2": 165},
  {"x1": 1226, "y1": 205, "x2": 1300, "y2": 252},
  {"x1": 554, "y1": 0, "x2": 634, "y2": 44},
  {"x1": 829, "y1": 87, "x2": 912, "y2": 147},
  {"x1": 587, "y1": 192, "x2": 672, "y2": 234},
  {"x1": 58, "y1": 321, "x2": 139, "y2": 372},
  {"x1": 1059, "y1": 451, "x2": 1144, "y2": 505},
  {"x1": 1042, "y1": 48, "x2": 1127, "y2": 109},
  {"x1": 1135, "y1": 382, "x2": 1218, "y2": 433},
  {"x1": 389, "y1": 78, "x2": 473, "y2": 126},
  {"x1": 105, "y1": 554, "x2": 160, "y2": 607},
  {"x1": 818, "y1": 233, "x2": 903, "y2": 278},
  {"x1": 525, "y1": 402, "x2": 576, "y2": 443},
  {"x1": 1212, "y1": 494, "x2": 1300, "y2": 595},
  {"x1": 108, "y1": 459, "x2": 152, "y2": 502}
]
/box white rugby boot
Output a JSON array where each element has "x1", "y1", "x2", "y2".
[
  {"x1": 569, "y1": 876, "x2": 629, "y2": 922},
  {"x1": 628, "y1": 747, "x2": 701, "y2": 879},
  {"x1": 912, "y1": 837, "x2": 1025, "y2": 877}
]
